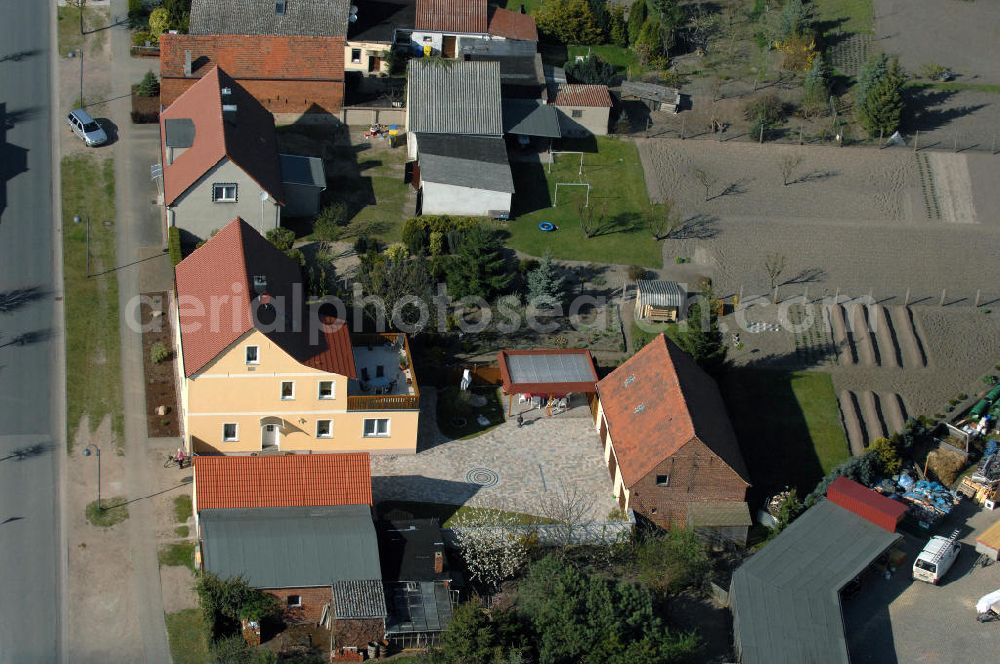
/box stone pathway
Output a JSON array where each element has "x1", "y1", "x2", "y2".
[{"x1": 371, "y1": 389, "x2": 618, "y2": 520}]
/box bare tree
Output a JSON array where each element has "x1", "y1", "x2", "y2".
[
  {"x1": 539, "y1": 484, "x2": 597, "y2": 547},
  {"x1": 451, "y1": 504, "x2": 530, "y2": 590},
  {"x1": 693, "y1": 168, "x2": 718, "y2": 201},
  {"x1": 779, "y1": 154, "x2": 804, "y2": 186},
  {"x1": 579, "y1": 201, "x2": 605, "y2": 238},
  {"x1": 764, "y1": 252, "x2": 787, "y2": 290},
  {"x1": 646, "y1": 197, "x2": 684, "y2": 240}
]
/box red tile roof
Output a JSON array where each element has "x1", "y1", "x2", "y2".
[
  {"x1": 596, "y1": 334, "x2": 749, "y2": 488},
  {"x1": 488, "y1": 7, "x2": 538, "y2": 41},
  {"x1": 194, "y1": 453, "x2": 373, "y2": 509},
  {"x1": 554, "y1": 84, "x2": 613, "y2": 108},
  {"x1": 415, "y1": 0, "x2": 487, "y2": 33},
  {"x1": 159, "y1": 66, "x2": 285, "y2": 206},
  {"x1": 160, "y1": 33, "x2": 345, "y2": 82},
  {"x1": 175, "y1": 218, "x2": 357, "y2": 378}
]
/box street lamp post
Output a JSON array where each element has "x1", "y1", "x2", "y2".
[{"x1": 82, "y1": 443, "x2": 102, "y2": 509}]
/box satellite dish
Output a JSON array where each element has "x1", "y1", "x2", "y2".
[{"x1": 349, "y1": 13, "x2": 357, "y2": 22}]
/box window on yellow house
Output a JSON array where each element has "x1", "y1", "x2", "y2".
[
  {"x1": 316, "y1": 420, "x2": 332, "y2": 438},
  {"x1": 318, "y1": 381, "x2": 334, "y2": 399},
  {"x1": 280, "y1": 381, "x2": 295, "y2": 400},
  {"x1": 223, "y1": 423, "x2": 238, "y2": 441},
  {"x1": 363, "y1": 418, "x2": 390, "y2": 437}
]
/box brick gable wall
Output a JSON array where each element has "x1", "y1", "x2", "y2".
[
  {"x1": 627, "y1": 438, "x2": 748, "y2": 530},
  {"x1": 266, "y1": 586, "x2": 331, "y2": 625},
  {"x1": 162, "y1": 78, "x2": 344, "y2": 116},
  {"x1": 332, "y1": 617, "x2": 385, "y2": 650}
]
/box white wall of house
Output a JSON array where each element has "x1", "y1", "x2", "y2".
[
  {"x1": 168, "y1": 157, "x2": 281, "y2": 242},
  {"x1": 421, "y1": 180, "x2": 510, "y2": 216},
  {"x1": 555, "y1": 106, "x2": 610, "y2": 137},
  {"x1": 345, "y1": 40, "x2": 391, "y2": 75},
  {"x1": 409, "y1": 31, "x2": 492, "y2": 56}
]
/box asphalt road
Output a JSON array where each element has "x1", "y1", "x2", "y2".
[{"x1": 0, "y1": 2, "x2": 63, "y2": 663}]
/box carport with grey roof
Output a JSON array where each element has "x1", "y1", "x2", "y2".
[
  {"x1": 497, "y1": 349, "x2": 599, "y2": 416},
  {"x1": 199, "y1": 504, "x2": 382, "y2": 588},
  {"x1": 729, "y1": 500, "x2": 902, "y2": 664}
]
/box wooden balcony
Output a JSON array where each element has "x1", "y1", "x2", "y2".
[{"x1": 347, "y1": 393, "x2": 420, "y2": 411}]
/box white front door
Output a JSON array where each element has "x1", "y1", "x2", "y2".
[{"x1": 262, "y1": 424, "x2": 279, "y2": 449}]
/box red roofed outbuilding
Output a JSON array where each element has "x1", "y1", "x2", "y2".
[
  {"x1": 553, "y1": 84, "x2": 613, "y2": 137},
  {"x1": 595, "y1": 334, "x2": 751, "y2": 541}
]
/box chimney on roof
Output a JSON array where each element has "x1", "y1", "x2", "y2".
[
  {"x1": 183, "y1": 49, "x2": 192, "y2": 77},
  {"x1": 222, "y1": 92, "x2": 237, "y2": 125},
  {"x1": 433, "y1": 550, "x2": 444, "y2": 575}
]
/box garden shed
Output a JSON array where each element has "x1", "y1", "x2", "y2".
[
  {"x1": 279, "y1": 153, "x2": 326, "y2": 217},
  {"x1": 635, "y1": 280, "x2": 686, "y2": 322},
  {"x1": 620, "y1": 81, "x2": 681, "y2": 114},
  {"x1": 497, "y1": 349, "x2": 599, "y2": 416}
]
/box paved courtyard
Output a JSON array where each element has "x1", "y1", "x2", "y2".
[
  {"x1": 370, "y1": 389, "x2": 618, "y2": 520},
  {"x1": 844, "y1": 505, "x2": 1000, "y2": 664}
]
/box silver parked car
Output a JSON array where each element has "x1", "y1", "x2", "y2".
[{"x1": 66, "y1": 108, "x2": 107, "y2": 147}]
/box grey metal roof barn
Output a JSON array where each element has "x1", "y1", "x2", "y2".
[
  {"x1": 502, "y1": 99, "x2": 561, "y2": 138},
  {"x1": 636, "y1": 280, "x2": 686, "y2": 308},
  {"x1": 199, "y1": 505, "x2": 382, "y2": 589},
  {"x1": 416, "y1": 134, "x2": 514, "y2": 192},
  {"x1": 729, "y1": 500, "x2": 901, "y2": 664},
  {"x1": 189, "y1": 0, "x2": 351, "y2": 36},
  {"x1": 407, "y1": 60, "x2": 503, "y2": 135}
]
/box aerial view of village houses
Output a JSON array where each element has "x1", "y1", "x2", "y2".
[{"x1": 4, "y1": 0, "x2": 1000, "y2": 662}]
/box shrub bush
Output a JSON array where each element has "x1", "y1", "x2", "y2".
[
  {"x1": 400, "y1": 216, "x2": 482, "y2": 254},
  {"x1": 150, "y1": 342, "x2": 170, "y2": 364},
  {"x1": 136, "y1": 71, "x2": 159, "y2": 97},
  {"x1": 131, "y1": 31, "x2": 156, "y2": 47},
  {"x1": 313, "y1": 202, "x2": 348, "y2": 241},
  {"x1": 148, "y1": 6, "x2": 170, "y2": 37},
  {"x1": 566, "y1": 55, "x2": 619, "y2": 86},
  {"x1": 744, "y1": 93, "x2": 785, "y2": 136},
  {"x1": 265, "y1": 227, "x2": 295, "y2": 252},
  {"x1": 627, "y1": 265, "x2": 646, "y2": 281},
  {"x1": 167, "y1": 226, "x2": 182, "y2": 265}
]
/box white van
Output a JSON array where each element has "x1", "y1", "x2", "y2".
[{"x1": 912, "y1": 530, "x2": 962, "y2": 584}]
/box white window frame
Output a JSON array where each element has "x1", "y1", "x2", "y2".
[
  {"x1": 351, "y1": 47, "x2": 362, "y2": 64},
  {"x1": 363, "y1": 418, "x2": 390, "y2": 438},
  {"x1": 245, "y1": 346, "x2": 259, "y2": 364},
  {"x1": 280, "y1": 381, "x2": 295, "y2": 400},
  {"x1": 223, "y1": 423, "x2": 239, "y2": 442},
  {"x1": 318, "y1": 380, "x2": 335, "y2": 400},
  {"x1": 212, "y1": 183, "x2": 238, "y2": 202},
  {"x1": 316, "y1": 419, "x2": 333, "y2": 438}
]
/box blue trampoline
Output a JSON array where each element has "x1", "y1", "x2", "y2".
[{"x1": 538, "y1": 222, "x2": 556, "y2": 232}]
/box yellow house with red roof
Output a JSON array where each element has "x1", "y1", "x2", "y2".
[{"x1": 173, "y1": 218, "x2": 420, "y2": 455}]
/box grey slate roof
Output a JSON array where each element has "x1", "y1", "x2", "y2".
[
  {"x1": 200, "y1": 505, "x2": 382, "y2": 589},
  {"x1": 621, "y1": 80, "x2": 682, "y2": 104},
  {"x1": 637, "y1": 280, "x2": 686, "y2": 308},
  {"x1": 279, "y1": 153, "x2": 326, "y2": 188},
  {"x1": 189, "y1": 0, "x2": 350, "y2": 37},
  {"x1": 333, "y1": 579, "x2": 388, "y2": 619},
  {"x1": 729, "y1": 500, "x2": 901, "y2": 664},
  {"x1": 386, "y1": 581, "x2": 455, "y2": 634},
  {"x1": 164, "y1": 118, "x2": 195, "y2": 148},
  {"x1": 416, "y1": 134, "x2": 513, "y2": 193},
  {"x1": 507, "y1": 353, "x2": 595, "y2": 386},
  {"x1": 503, "y1": 99, "x2": 561, "y2": 138},
  {"x1": 407, "y1": 60, "x2": 503, "y2": 135}
]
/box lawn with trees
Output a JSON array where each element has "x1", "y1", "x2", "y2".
[{"x1": 506, "y1": 137, "x2": 661, "y2": 267}]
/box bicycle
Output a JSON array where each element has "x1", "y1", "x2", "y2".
[{"x1": 163, "y1": 453, "x2": 193, "y2": 469}]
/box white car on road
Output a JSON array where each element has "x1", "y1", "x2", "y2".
[{"x1": 66, "y1": 108, "x2": 107, "y2": 147}]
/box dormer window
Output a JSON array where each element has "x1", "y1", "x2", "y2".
[{"x1": 253, "y1": 275, "x2": 268, "y2": 292}]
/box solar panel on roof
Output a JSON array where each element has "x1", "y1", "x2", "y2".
[{"x1": 506, "y1": 353, "x2": 593, "y2": 385}]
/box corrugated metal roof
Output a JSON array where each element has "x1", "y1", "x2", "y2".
[
  {"x1": 190, "y1": 0, "x2": 350, "y2": 37},
  {"x1": 686, "y1": 501, "x2": 752, "y2": 527},
  {"x1": 333, "y1": 579, "x2": 388, "y2": 619},
  {"x1": 280, "y1": 154, "x2": 326, "y2": 188},
  {"x1": 498, "y1": 349, "x2": 599, "y2": 394},
  {"x1": 407, "y1": 60, "x2": 503, "y2": 135},
  {"x1": 620, "y1": 80, "x2": 681, "y2": 104},
  {"x1": 200, "y1": 505, "x2": 382, "y2": 588},
  {"x1": 416, "y1": 134, "x2": 513, "y2": 192},
  {"x1": 637, "y1": 280, "x2": 686, "y2": 308},
  {"x1": 730, "y1": 500, "x2": 901, "y2": 664}
]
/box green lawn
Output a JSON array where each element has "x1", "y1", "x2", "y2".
[
  {"x1": 57, "y1": 6, "x2": 108, "y2": 59},
  {"x1": 630, "y1": 318, "x2": 685, "y2": 352},
  {"x1": 567, "y1": 44, "x2": 641, "y2": 76},
  {"x1": 506, "y1": 137, "x2": 661, "y2": 267},
  {"x1": 173, "y1": 494, "x2": 193, "y2": 523},
  {"x1": 910, "y1": 81, "x2": 1000, "y2": 95},
  {"x1": 436, "y1": 385, "x2": 505, "y2": 439},
  {"x1": 814, "y1": 0, "x2": 874, "y2": 36},
  {"x1": 376, "y1": 500, "x2": 553, "y2": 528},
  {"x1": 500, "y1": 0, "x2": 543, "y2": 14},
  {"x1": 159, "y1": 542, "x2": 196, "y2": 571},
  {"x1": 63, "y1": 155, "x2": 123, "y2": 450},
  {"x1": 165, "y1": 609, "x2": 212, "y2": 664},
  {"x1": 85, "y1": 497, "x2": 129, "y2": 528},
  {"x1": 721, "y1": 370, "x2": 849, "y2": 501}
]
